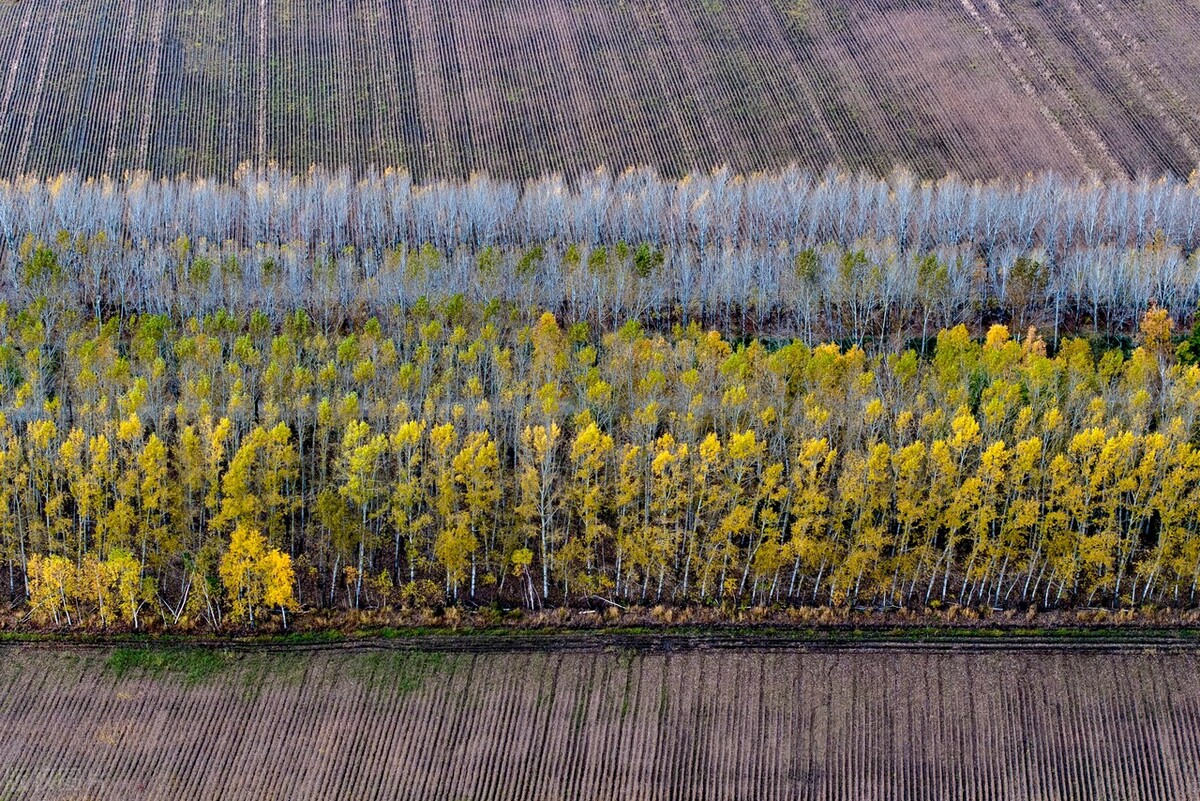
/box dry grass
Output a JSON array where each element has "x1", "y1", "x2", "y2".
[
  {"x1": 1, "y1": 643, "x2": 1198, "y2": 799},
  {"x1": 0, "y1": 0, "x2": 1196, "y2": 180}
]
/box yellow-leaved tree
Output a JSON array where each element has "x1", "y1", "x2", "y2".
[
  {"x1": 338, "y1": 420, "x2": 388, "y2": 607},
  {"x1": 517, "y1": 421, "x2": 561, "y2": 602},
  {"x1": 102, "y1": 547, "x2": 153, "y2": 628},
  {"x1": 390, "y1": 419, "x2": 430, "y2": 586},
  {"x1": 219, "y1": 523, "x2": 297, "y2": 628},
  {"x1": 436, "y1": 430, "x2": 497, "y2": 599},
  {"x1": 27, "y1": 553, "x2": 76, "y2": 626}
]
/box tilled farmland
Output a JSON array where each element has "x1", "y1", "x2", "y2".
[
  {"x1": 0, "y1": 0, "x2": 1198, "y2": 180},
  {"x1": 2, "y1": 642, "x2": 1199, "y2": 799}
]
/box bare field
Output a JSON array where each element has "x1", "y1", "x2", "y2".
[
  {"x1": 2, "y1": 643, "x2": 1199, "y2": 799},
  {"x1": 0, "y1": 0, "x2": 1197, "y2": 180}
]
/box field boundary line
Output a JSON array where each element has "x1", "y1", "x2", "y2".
[{"x1": 5, "y1": 631, "x2": 1200, "y2": 657}]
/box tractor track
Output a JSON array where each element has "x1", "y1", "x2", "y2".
[{"x1": 7, "y1": 629, "x2": 1200, "y2": 656}]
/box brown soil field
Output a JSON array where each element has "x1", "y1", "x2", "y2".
[
  {"x1": 2, "y1": 641, "x2": 1199, "y2": 799},
  {"x1": 0, "y1": 0, "x2": 1198, "y2": 180}
]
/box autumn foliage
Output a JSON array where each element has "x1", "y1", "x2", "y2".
[{"x1": 4, "y1": 300, "x2": 1200, "y2": 628}]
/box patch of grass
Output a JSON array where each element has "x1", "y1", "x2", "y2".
[
  {"x1": 775, "y1": 0, "x2": 813, "y2": 29},
  {"x1": 105, "y1": 647, "x2": 231, "y2": 685},
  {"x1": 394, "y1": 652, "x2": 451, "y2": 693},
  {"x1": 351, "y1": 651, "x2": 455, "y2": 695},
  {"x1": 236, "y1": 652, "x2": 309, "y2": 699},
  {"x1": 362, "y1": 625, "x2": 441, "y2": 639},
  {"x1": 260, "y1": 629, "x2": 345, "y2": 645}
]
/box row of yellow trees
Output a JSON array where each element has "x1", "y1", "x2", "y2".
[
  {"x1": 4, "y1": 303, "x2": 1200, "y2": 627},
  {"x1": 27, "y1": 524, "x2": 294, "y2": 629}
]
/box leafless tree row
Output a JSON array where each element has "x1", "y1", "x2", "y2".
[{"x1": 1, "y1": 166, "x2": 1199, "y2": 337}]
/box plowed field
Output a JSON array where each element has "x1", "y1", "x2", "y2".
[
  {"x1": 0, "y1": 0, "x2": 1198, "y2": 180},
  {"x1": 2, "y1": 642, "x2": 1198, "y2": 799}
]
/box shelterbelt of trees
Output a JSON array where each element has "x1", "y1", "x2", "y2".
[
  {"x1": 5, "y1": 299, "x2": 1200, "y2": 629},
  {"x1": 2, "y1": 167, "x2": 1200, "y2": 338}
]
